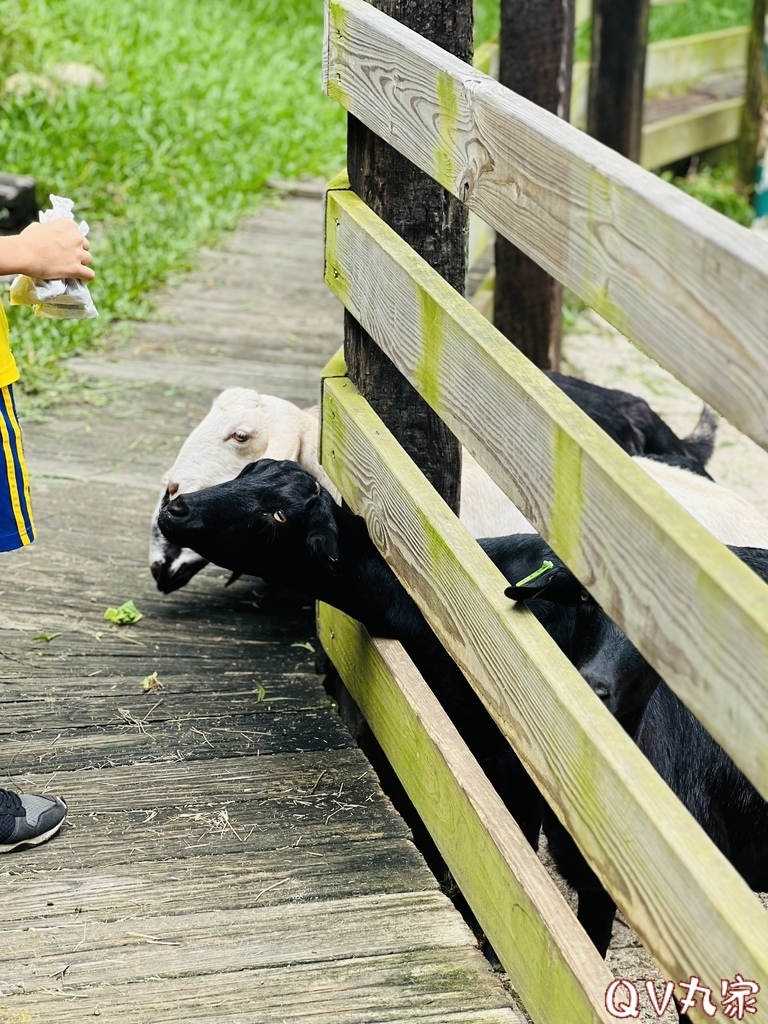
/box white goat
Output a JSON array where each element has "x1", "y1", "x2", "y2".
[{"x1": 150, "y1": 387, "x2": 768, "y2": 593}]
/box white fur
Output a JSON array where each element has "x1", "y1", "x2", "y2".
[{"x1": 635, "y1": 457, "x2": 768, "y2": 547}]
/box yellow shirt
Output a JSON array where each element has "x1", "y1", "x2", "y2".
[{"x1": 0, "y1": 303, "x2": 20, "y2": 388}]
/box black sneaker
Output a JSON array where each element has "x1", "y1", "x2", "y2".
[{"x1": 0, "y1": 788, "x2": 67, "y2": 852}]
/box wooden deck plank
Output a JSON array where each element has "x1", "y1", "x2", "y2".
[
  {"x1": 0, "y1": 708, "x2": 351, "y2": 771},
  {"x1": 0, "y1": 955, "x2": 517, "y2": 1024},
  {"x1": 0, "y1": 893, "x2": 487, "y2": 984},
  {"x1": 0, "y1": 842, "x2": 436, "y2": 921}
]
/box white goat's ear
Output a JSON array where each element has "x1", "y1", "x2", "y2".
[{"x1": 261, "y1": 435, "x2": 302, "y2": 462}]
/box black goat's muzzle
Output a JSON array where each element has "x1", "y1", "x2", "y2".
[{"x1": 164, "y1": 495, "x2": 190, "y2": 519}]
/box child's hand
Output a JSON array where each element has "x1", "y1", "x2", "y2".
[{"x1": 10, "y1": 219, "x2": 95, "y2": 281}]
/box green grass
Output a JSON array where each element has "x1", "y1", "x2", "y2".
[
  {"x1": 475, "y1": 0, "x2": 499, "y2": 47},
  {"x1": 0, "y1": 0, "x2": 346, "y2": 398},
  {"x1": 661, "y1": 162, "x2": 755, "y2": 226}
]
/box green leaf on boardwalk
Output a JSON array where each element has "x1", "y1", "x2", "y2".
[
  {"x1": 33, "y1": 633, "x2": 62, "y2": 642},
  {"x1": 104, "y1": 601, "x2": 144, "y2": 625},
  {"x1": 141, "y1": 671, "x2": 163, "y2": 693}
]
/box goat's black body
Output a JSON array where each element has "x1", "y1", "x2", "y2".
[
  {"x1": 548, "y1": 372, "x2": 716, "y2": 470},
  {"x1": 159, "y1": 461, "x2": 545, "y2": 844},
  {"x1": 506, "y1": 536, "x2": 768, "y2": 958},
  {"x1": 160, "y1": 461, "x2": 765, "y2": 970}
]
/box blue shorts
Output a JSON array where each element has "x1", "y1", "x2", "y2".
[{"x1": 0, "y1": 384, "x2": 34, "y2": 552}]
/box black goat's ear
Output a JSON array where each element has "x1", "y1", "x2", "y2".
[
  {"x1": 505, "y1": 559, "x2": 587, "y2": 605},
  {"x1": 237, "y1": 462, "x2": 262, "y2": 478},
  {"x1": 306, "y1": 489, "x2": 340, "y2": 572}
]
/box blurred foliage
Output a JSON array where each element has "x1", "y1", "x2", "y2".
[
  {"x1": 475, "y1": 0, "x2": 500, "y2": 46},
  {"x1": 661, "y1": 163, "x2": 755, "y2": 226}
]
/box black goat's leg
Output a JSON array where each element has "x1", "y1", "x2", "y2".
[{"x1": 576, "y1": 887, "x2": 617, "y2": 959}]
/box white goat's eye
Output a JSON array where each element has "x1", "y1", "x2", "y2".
[
  {"x1": 273, "y1": 510, "x2": 287, "y2": 524},
  {"x1": 232, "y1": 431, "x2": 249, "y2": 443}
]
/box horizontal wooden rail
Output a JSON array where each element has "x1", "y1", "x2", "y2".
[
  {"x1": 641, "y1": 97, "x2": 744, "y2": 170},
  {"x1": 317, "y1": 606, "x2": 614, "y2": 1024},
  {"x1": 319, "y1": 368, "x2": 768, "y2": 1011},
  {"x1": 324, "y1": 185, "x2": 768, "y2": 803},
  {"x1": 506, "y1": 27, "x2": 748, "y2": 139},
  {"x1": 323, "y1": 0, "x2": 768, "y2": 451},
  {"x1": 645, "y1": 26, "x2": 748, "y2": 92}
]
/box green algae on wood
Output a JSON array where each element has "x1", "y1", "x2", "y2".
[
  {"x1": 414, "y1": 288, "x2": 447, "y2": 415},
  {"x1": 434, "y1": 71, "x2": 459, "y2": 190}
]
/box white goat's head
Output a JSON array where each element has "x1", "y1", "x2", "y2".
[{"x1": 150, "y1": 388, "x2": 324, "y2": 593}]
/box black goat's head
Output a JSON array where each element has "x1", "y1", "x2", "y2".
[
  {"x1": 158, "y1": 459, "x2": 339, "y2": 581},
  {"x1": 504, "y1": 544, "x2": 658, "y2": 717}
]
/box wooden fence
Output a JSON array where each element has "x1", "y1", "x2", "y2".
[
  {"x1": 475, "y1": 24, "x2": 750, "y2": 170},
  {"x1": 320, "y1": 0, "x2": 768, "y2": 1020}
]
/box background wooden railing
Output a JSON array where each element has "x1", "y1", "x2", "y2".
[
  {"x1": 320, "y1": 1, "x2": 768, "y2": 1020},
  {"x1": 476, "y1": 24, "x2": 749, "y2": 170}
]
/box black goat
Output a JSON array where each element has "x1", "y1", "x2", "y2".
[
  {"x1": 548, "y1": 373, "x2": 716, "y2": 470},
  {"x1": 505, "y1": 536, "x2": 768, "y2": 957},
  {"x1": 159, "y1": 460, "x2": 763, "y2": 967},
  {"x1": 158, "y1": 459, "x2": 546, "y2": 844}
]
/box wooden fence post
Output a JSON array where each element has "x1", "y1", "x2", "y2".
[
  {"x1": 738, "y1": 0, "x2": 767, "y2": 194},
  {"x1": 345, "y1": 1, "x2": 471, "y2": 510},
  {"x1": 588, "y1": 0, "x2": 651, "y2": 162},
  {"x1": 493, "y1": 0, "x2": 575, "y2": 371}
]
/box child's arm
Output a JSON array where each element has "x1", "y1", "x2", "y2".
[{"x1": 0, "y1": 219, "x2": 94, "y2": 280}]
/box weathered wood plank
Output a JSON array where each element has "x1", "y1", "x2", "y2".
[
  {"x1": 0, "y1": 893, "x2": 486, "y2": 989},
  {"x1": 0, "y1": 668, "x2": 319, "y2": 697},
  {"x1": 0, "y1": 706, "x2": 351, "y2": 773},
  {"x1": 1, "y1": 840, "x2": 434, "y2": 924},
  {"x1": 0, "y1": 952, "x2": 519, "y2": 1024},
  {"x1": 324, "y1": 187, "x2": 768, "y2": 801},
  {"x1": 641, "y1": 96, "x2": 744, "y2": 168},
  {"x1": 320, "y1": 371, "x2": 768, "y2": 1003},
  {"x1": 0, "y1": 691, "x2": 326, "y2": 731},
  {"x1": 318, "y1": 605, "x2": 613, "y2": 1024},
  {"x1": 645, "y1": 26, "x2": 748, "y2": 92},
  {"x1": 15, "y1": 748, "x2": 376, "y2": 809},
  {"x1": 324, "y1": 0, "x2": 768, "y2": 450},
  {"x1": 11, "y1": 753, "x2": 410, "y2": 869}
]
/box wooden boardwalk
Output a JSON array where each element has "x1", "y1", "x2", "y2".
[{"x1": 0, "y1": 196, "x2": 521, "y2": 1023}]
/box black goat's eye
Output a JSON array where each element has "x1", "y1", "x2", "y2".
[
  {"x1": 580, "y1": 590, "x2": 589, "y2": 602},
  {"x1": 273, "y1": 510, "x2": 287, "y2": 524}
]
